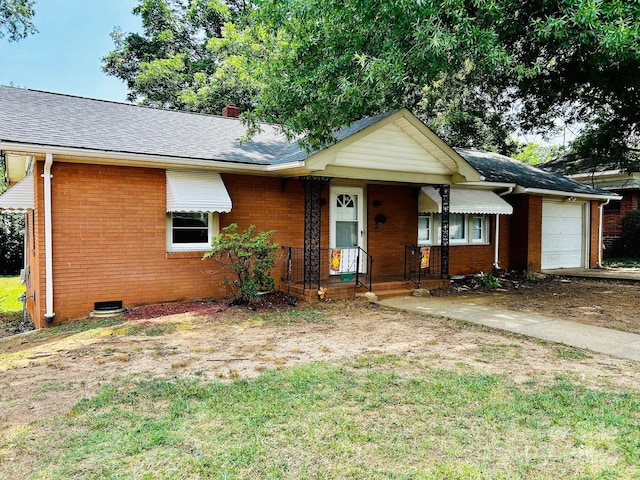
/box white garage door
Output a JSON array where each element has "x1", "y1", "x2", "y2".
[{"x1": 542, "y1": 201, "x2": 586, "y2": 269}]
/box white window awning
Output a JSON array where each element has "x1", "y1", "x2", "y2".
[
  {"x1": 166, "y1": 170, "x2": 232, "y2": 213},
  {"x1": 0, "y1": 173, "x2": 34, "y2": 212},
  {"x1": 419, "y1": 186, "x2": 513, "y2": 215}
]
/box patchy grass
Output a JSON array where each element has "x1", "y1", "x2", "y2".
[
  {"x1": 556, "y1": 346, "x2": 593, "y2": 360},
  {"x1": 0, "y1": 276, "x2": 24, "y2": 312},
  {"x1": 604, "y1": 257, "x2": 640, "y2": 268},
  {"x1": 3, "y1": 357, "x2": 640, "y2": 479}
]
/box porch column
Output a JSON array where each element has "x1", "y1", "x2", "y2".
[
  {"x1": 300, "y1": 176, "x2": 331, "y2": 289},
  {"x1": 436, "y1": 185, "x2": 450, "y2": 278}
]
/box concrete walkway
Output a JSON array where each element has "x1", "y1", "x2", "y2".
[
  {"x1": 379, "y1": 296, "x2": 640, "y2": 362},
  {"x1": 542, "y1": 267, "x2": 640, "y2": 282}
]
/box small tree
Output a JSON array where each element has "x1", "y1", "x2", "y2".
[
  {"x1": 203, "y1": 223, "x2": 279, "y2": 303},
  {"x1": 621, "y1": 210, "x2": 640, "y2": 258}
]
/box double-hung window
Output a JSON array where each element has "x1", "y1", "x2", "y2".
[
  {"x1": 166, "y1": 170, "x2": 231, "y2": 252},
  {"x1": 168, "y1": 212, "x2": 219, "y2": 251},
  {"x1": 471, "y1": 216, "x2": 486, "y2": 243},
  {"x1": 418, "y1": 213, "x2": 432, "y2": 245},
  {"x1": 417, "y1": 213, "x2": 489, "y2": 246}
]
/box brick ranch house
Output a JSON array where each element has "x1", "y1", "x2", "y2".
[
  {"x1": 540, "y1": 155, "x2": 638, "y2": 255},
  {"x1": 0, "y1": 87, "x2": 618, "y2": 327}
]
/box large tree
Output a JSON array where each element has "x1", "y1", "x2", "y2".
[
  {"x1": 102, "y1": 0, "x2": 257, "y2": 112},
  {"x1": 235, "y1": 0, "x2": 639, "y2": 165},
  {"x1": 0, "y1": 0, "x2": 36, "y2": 41},
  {"x1": 106, "y1": 0, "x2": 640, "y2": 167}
]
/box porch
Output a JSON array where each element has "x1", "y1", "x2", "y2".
[{"x1": 280, "y1": 245, "x2": 450, "y2": 301}]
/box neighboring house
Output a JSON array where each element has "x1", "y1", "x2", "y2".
[
  {"x1": 0, "y1": 87, "x2": 617, "y2": 327},
  {"x1": 540, "y1": 155, "x2": 639, "y2": 254}
]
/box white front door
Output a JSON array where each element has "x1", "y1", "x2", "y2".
[{"x1": 330, "y1": 186, "x2": 366, "y2": 274}]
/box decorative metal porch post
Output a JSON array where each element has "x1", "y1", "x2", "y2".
[
  {"x1": 300, "y1": 176, "x2": 331, "y2": 289},
  {"x1": 436, "y1": 185, "x2": 450, "y2": 278}
]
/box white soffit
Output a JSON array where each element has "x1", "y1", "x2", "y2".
[
  {"x1": 166, "y1": 170, "x2": 232, "y2": 213},
  {"x1": 334, "y1": 118, "x2": 457, "y2": 175},
  {"x1": 0, "y1": 173, "x2": 34, "y2": 212},
  {"x1": 419, "y1": 186, "x2": 513, "y2": 215}
]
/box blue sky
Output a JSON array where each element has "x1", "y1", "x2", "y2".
[{"x1": 0, "y1": 0, "x2": 142, "y2": 102}]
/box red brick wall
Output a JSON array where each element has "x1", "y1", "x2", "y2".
[
  {"x1": 32, "y1": 161, "x2": 309, "y2": 324},
  {"x1": 366, "y1": 184, "x2": 505, "y2": 277},
  {"x1": 508, "y1": 195, "x2": 542, "y2": 272},
  {"x1": 26, "y1": 161, "x2": 43, "y2": 327},
  {"x1": 366, "y1": 184, "x2": 418, "y2": 277},
  {"x1": 602, "y1": 190, "x2": 639, "y2": 250},
  {"x1": 27, "y1": 159, "x2": 522, "y2": 324},
  {"x1": 449, "y1": 214, "x2": 512, "y2": 275}
]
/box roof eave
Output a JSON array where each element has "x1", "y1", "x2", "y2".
[
  {"x1": 0, "y1": 142, "x2": 303, "y2": 174},
  {"x1": 513, "y1": 186, "x2": 622, "y2": 201}
]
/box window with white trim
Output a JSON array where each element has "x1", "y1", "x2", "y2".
[
  {"x1": 167, "y1": 212, "x2": 219, "y2": 252},
  {"x1": 418, "y1": 214, "x2": 490, "y2": 246},
  {"x1": 449, "y1": 213, "x2": 466, "y2": 242},
  {"x1": 418, "y1": 213, "x2": 432, "y2": 245},
  {"x1": 471, "y1": 215, "x2": 487, "y2": 243}
]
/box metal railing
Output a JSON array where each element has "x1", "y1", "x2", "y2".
[
  {"x1": 404, "y1": 245, "x2": 442, "y2": 288},
  {"x1": 282, "y1": 246, "x2": 374, "y2": 294}
]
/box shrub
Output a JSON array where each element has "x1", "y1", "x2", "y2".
[
  {"x1": 621, "y1": 209, "x2": 640, "y2": 257},
  {"x1": 474, "y1": 272, "x2": 501, "y2": 289},
  {"x1": 203, "y1": 224, "x2": 279, "y2": 303},
  {"x1": 0, "y1": 213, "x2": 24, "y2": 275}
]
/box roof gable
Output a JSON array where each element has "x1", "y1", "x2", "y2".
[{"x1": 303, "y1": 109, "x2": 482, "y2": 183}]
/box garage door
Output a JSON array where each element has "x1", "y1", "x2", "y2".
[{"x1": 541, "y1": 201, "x2": 586, "y2": 269}]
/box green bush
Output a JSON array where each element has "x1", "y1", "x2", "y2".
[
  {"x1": 621, "y1": 210, "x2": 640, "y2": 257},
  {"x1": 203, "y1": 224, "x2": 279, "y2": 303},
  {"x1": 0, "y1": 213, "x2": 24, "y2": 275},
  {"x1": 474, "y1": 272, "x2": 501, "y2": 289}
]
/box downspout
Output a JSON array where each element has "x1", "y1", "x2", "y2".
[
  {"x1": 43, "y1": 153, "x2": 55, "y2": 323},
  {"x1": 598, "y1": 199, "x2": 610, "y2": 268},
  {"x1": 493, "y1": 215, "x2": 501, "y2": 270},
  {"x1": 493, "y1": 186, "x2": 514, "y2": 270}
]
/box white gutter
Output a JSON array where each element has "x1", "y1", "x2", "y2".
[
  {"x1": 492, "y1": 186, "x2": 514, "y2": 270},
  {"x1": 513, "y1": 186, "x2": 622, "y2": 201},
  {"x1": 0, "y1": 141, "x2": 306, "y2": 174},
  {"x1": 597, "y1": 199, "x2": 610, "y2": 268},
  {"x1": 43, "y1": 153, "x2": 55, "y2": 323},
  {"x1": 493, "y1": 215, "x2": 501, "y2": 270}
]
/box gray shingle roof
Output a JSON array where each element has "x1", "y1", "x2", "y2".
[
  {"x1": 0, "y1": 86, "x2": 617, "y2": 198},
  {"x1": 538, "y1": 155, "x2": 621, "y2": 175},
  {"x1": 0, "y1": 86, "x2": 298, "y2": 165},
  {"x1": 456, "y1": 148, "x2": 612, "y2": 196}
]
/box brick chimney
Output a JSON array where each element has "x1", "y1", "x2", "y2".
[{"x1": 222, "y1": 103, "x2": 240, "y2": 118}]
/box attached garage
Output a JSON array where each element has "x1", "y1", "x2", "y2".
[{"x1": 541, "y1": 200, "x2": 587, "y2": 269}]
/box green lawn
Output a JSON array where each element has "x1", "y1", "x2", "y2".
[
  {"x1": 0, "y1": 276, "x2": 24, "y2": 312},
  {"x1": 4, "y1": 356, "x2": 639, "y2": 479}
]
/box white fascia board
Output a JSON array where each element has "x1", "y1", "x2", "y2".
[
  {"x1": 513, "y1": 185, "x2": 623, "y2": 201},
  {"x1": 454, "y1": 181, "x2": 517, "y2": 189},
  {"x1": 569, "y1": 169, "x2": 622, "y2": 180},
  {"x1": 0, "y1": 142, "x2": 302, "y2": 174}
]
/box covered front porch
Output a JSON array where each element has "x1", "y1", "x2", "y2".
[
  {"x1": 280, "y1": 244, "x2": 450, "y2": 301},
  {"x1": 273, "y1": 109, "x2": 483, "y2": 301}
]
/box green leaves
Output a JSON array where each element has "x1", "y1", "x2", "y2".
[
  {"x1": 203, "y1": 223, "x2": 279, "y2": 303},
  {"x1": 0, "y1": 0, "x2": 36, "y2": 41}
]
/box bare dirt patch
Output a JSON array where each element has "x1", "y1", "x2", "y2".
[
  {"x1": 432, "y1": 273, "x2": 640, "y2": 334},
  {"x1": 1, "y1": 278, "x2": 639, "y2": 461}
]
